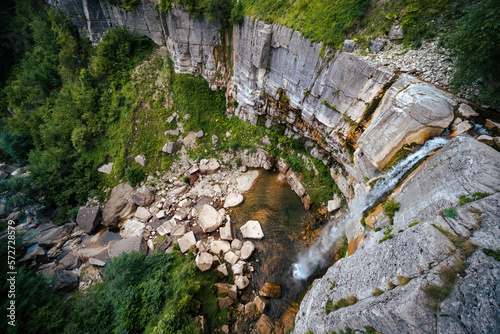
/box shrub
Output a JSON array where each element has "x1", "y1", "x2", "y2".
[
  {"x1": 183, "y1": 175, "x2": 190, "y2": 184},
  {"x1": 0, "y1": 131, "x2": 32, "y2": 163},
  {"x1": 383, "y1": 199, "x2": 400, "y2": 223},
  {"x1": 230, "y1": 0, "x2": 244, "y2": 25},
  {"x1": 440, "y1": 207, "x2": 458, "y2": 219},
  {"x1": 125, "y1": 167, "x2": 146, "y2": 187}
]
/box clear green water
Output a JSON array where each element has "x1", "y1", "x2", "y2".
[{"x1": 231, "y1": 170, "x2": 309, "y2": 318}]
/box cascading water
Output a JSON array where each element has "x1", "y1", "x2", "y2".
[{"x1": 292, "y1": 136, "x2": 449, "y2": 280}]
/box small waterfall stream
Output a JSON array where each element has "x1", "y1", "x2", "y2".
[{"x1": 292, "y1": 136, "x2": 449, "y2": 280}]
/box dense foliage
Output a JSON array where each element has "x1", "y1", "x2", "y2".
[
  {"x1": 0, "y1": 236, "x2": 226, "y2": 334},
  {"x1": 244, "y1": 0, "x2": 367, "y2": 48},
  {"x1": 444, "y1": 0, "x2": 500, "y2": 107}
]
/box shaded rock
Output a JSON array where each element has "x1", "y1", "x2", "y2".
[
  {"x1": 255, "y1": 314, "x2": 274, "y2": 334},
  {"x1": 235, "y1": 275, "x2": 249, "y2": 290},
  {"x1": 232, "y1": 260, "x2": 247, "y2": 275},
  {"x1": 121, "y1": 219, "x2": 146, "y2": 238},
  {"x1": 210, "y1": 240, "x2": 231, "y2": 255},
  {"x1": 224, "y1": 193, "x2": 244, "y2": 208},
  {"x1": 241, "y1": 148, "x2": 273, "y2": 170},
  {"x1": 452, "y1": 120, "x2": 473, "y2": 136},
  {"x1": 178, "y1": 231, "x2": 196, "y2": 253},
  {"x1": 477, "y1": 135, "x2": 494, "y2": 146},
  {"x1": 369, "y1": 38, "x2": 387, "y2": 53},
  {"x1": 134, "y1": 207, "x2": 152, "y2": 222},
  {"x1": 240, "y1": 220, "x2": 264, "y2": 239},
  {"x1": 388, "y1": 24, "x2": 404, "y2": 40},
  {"x1": 53, "y1": 269, "x2": 78, "y2": 291},
  {"x1": 171, "y1": 185, "x2": 188, "y2": 196},
  {"x1": 215, "y1": 283, "x2": 238, "y2": 301},
  {"x1": 61, "y1": 253, "x2": 80, "y2": 270},
  {"x1": 254, "y1": 296, "x2": 267, "y2": 313},
  {"x1": 102, "y1": 184, "x2": 136, "y2": 227},
  {"x1": 212, "y1": 134, "x2": 218, "y2": 146},
  {"x1": 328, "y1": 196, "x2": 342, "y2": 212},
  {"x1": 217, "y1": 263, "x2": 229, "y2": 276},
  {"x1": 240, "y1": 241, "x2": 255, "y2": 260},
  {"x1": 199, "y1": 158, "x2": 220, "y2": 174},
  {"x1": 156, "y1": 210, "x2": 166, "y2": 219},
  {"x1": 132, "y1": 185, "x2": 155, "y2": 206},
  {"x1": 196, "y1": 252, "x2": 213, "y2": 271},
  {"x1": 220, "y1": 222, "x2": 233, "y2": 241},
  {"x1": 285, "y1": 170, "x2": 306, "y2": 198},
  {"x1": 157, "y1": 220, "x2": 175, "y2": 236},
  {"x1": 76, "y1": 206, "x2": 101, "y2": 234},
  {"x1": 89, "y1": 258, "x2": 106, "y2": 267},
  {"x1": 20, "y1": 245, "x2": 46, "y2": 263},
  {"x1": 195, "y1": 130, "x2": 204, "y2": 138},
  {"x1": 108, "y1": 236, "x2": 146, "y2": 258},
  {"x1": 458, "y1": 103, "x2": 479, "y2": 118},
  {"x1": 97, "y1": 162, "x2": 113, "y2": 174},
  {"x1": 171, "y1": 224, "x2": 186, "y2": 237},
  {"x1": 218, "y1": 296, "x2": 234, "y2": 310},
  {"x1": 231, "y1": 239, "x2": 243, "y2": 250},
  {"x1": 174, "y1": 207, "x2": 189, "y2": 220},
  {"x1": 38, "y1": 223, "x2": 74, "y2": 248},
  {"x1": 259, "y1": 283, "x2": 282, "y2": 298},
  {"x1": 197, "y1": 204, "x2": 223, "y2": 233},
  {"x1": 485, "y1": 119, "x2": 500, "y2": 131},
  {"x1": 342, "y1": 39, "x2": 356, "y2": 52},
  {"x1": 134, "y1": 155, "x2": 146, "y2": 166},
  {"x1": 162, "y1": 142, "x2": 177, "y2": 154},
  {"x1": 224, "y1": 251, "x2": 239, "y2": 265},
  {"x1": 183, "y1": 132, "x2": 197, "y2": 147}
]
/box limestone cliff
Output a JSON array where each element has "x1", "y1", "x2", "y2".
[{"x1": 44, "y1": 1, "x2": 500, "y2": 333}]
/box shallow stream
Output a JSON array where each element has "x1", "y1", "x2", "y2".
[{"x1": 230, "y1": 170, "x2": 309, "y2": 319}]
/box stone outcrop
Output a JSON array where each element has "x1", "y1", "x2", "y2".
[
  {"x1": 102, "y1": 183, "x2": 136, "y2": 227},
  {"x1": 132, "y1": 185, "x2": 155, "y2": 206},
  {"x1": 76, "y1": 206, "x2": 101, "y2": 234},
  {"x1": 38, "y1": 223, "x2": 75, "y2": 248},
  {"x1": 294, "y1": 223, "x2": 456, "y2": 333},
  {"x1": 357, "y1": 77, "x2": 455, "y2": 169},
  {"x1": 437, "y1": 251, "x2": 500, "y2": 334},
  {"x1": 108, "y1": 236, "x2": 146, "y2": 258}
]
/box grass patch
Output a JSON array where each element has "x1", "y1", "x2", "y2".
[
  {"x1": 459, "y1": 192, "x2": 490, "y2": 206},
  {"x1": 325, "y1": 295, "x2": 358, "y2": 313},
  {"x1": 408, "y1": 221, "x2": 420, "y2": 228},
  {"x1": 372, "y1": 287, "x2": 383, "y2": 297},
  {"x1": 337, "y1": 234, "x2": 348, "y2": 259},
  {"x1": 397, "y1": 275, "x2": 410, "y2": 286},
  {"x1": 483, "y1": 248, "x2": 500, "y2": 261},
  {"x1": 422, "y1": 266, "x2": 456, "y2": 311}
]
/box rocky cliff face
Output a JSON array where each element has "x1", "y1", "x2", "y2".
[{"x1": 44, "y1": 2, "x2": 500, "y2": 333}]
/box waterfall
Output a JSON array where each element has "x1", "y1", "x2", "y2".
[{"x1": 292, "y1": 137, "x2": 449, "y2": 280}]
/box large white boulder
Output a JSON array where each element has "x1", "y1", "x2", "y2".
[
  {"x1": 198, "y1": 204, "x2": 223, "y2": 233},
  {"x1": 178, "y1": 231, "x2": 196, "y2": 253},
  {"x1": 240, "y1": 220, "x2": 264, "y2": 239},
  {"x1": 240, "y1": 241, "x2": 255, "y2": 260},
  {"x1": 196, "y1": 252, "x2": 213, "y2": 271},
  {"x1": 224, "y1": 193, "x2": 244, "y2": 208}
]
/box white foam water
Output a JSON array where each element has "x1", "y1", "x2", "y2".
[{"x1": 292, "y1": 137, "x2": 449, "y2": 280}]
